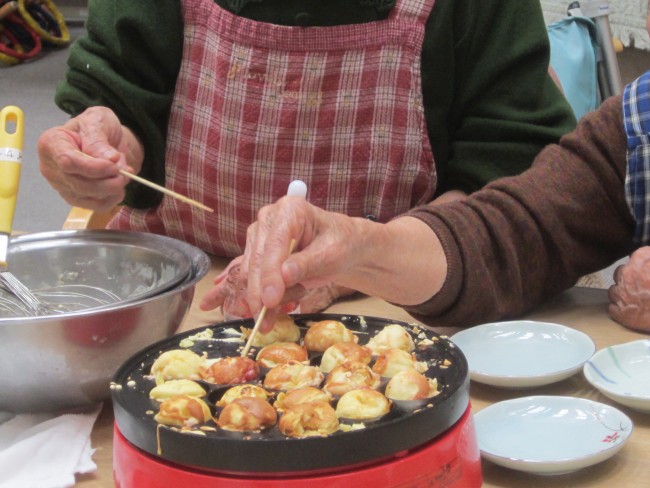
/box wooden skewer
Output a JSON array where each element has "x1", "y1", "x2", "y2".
[
  {"x1": 73, "y1": 150, "x2": 214, "y2": 212},
  {"x1": 241, "y1": 238, "x2": 297, "y2": 357},
  {"x1": 119, "y1": 170, "x2": 214, "y2": 212}
]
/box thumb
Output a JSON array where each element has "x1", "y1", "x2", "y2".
[{"x1": 281, "y1": 249, "x2": 337, "y2": 291}]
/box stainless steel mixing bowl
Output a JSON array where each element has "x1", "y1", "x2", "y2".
[
  {"x1": 0, "y1": 230, "x2": 194, "y2": 317},
  {"x1": 0, "y1": 230, "x2": 210, "y2": 413}
]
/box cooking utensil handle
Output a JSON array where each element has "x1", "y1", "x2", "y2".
[{"x1": 0, "y1": 106, "x2": 23, "y2": 236}]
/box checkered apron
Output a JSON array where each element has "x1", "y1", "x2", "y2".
[{"x1": 109, "y1": 0, "x2": 437, "y2": 257}]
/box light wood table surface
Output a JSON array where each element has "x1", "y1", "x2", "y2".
[{"x1": 76, "y1": 256, "x2": 650, "y2": 487}]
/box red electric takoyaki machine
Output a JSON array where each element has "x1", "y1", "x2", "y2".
[{"x1": 111, "y1": 313, "x2": 482, "y2": 487}]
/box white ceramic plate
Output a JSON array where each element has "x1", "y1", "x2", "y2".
[
  {"x1": 584, "y1": 339, "x2": 650, "y2": 413},
  {"x1": 450, "y1": 320, "x2": 595, "y2": 388},
  {"x1": 474, "y1": 396, "x2": 633, "y2": 475}
]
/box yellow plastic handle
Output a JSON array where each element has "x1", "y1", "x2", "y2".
[{"x1": 0, "y1": 105, "x2": 23, "y2": 235}]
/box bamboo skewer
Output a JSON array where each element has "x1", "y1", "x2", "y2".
[
  {"x1": 118, "y1": 169, "x2": 213, "y2": 212},
  {"x1": 241, "y1": 238, "x2": 297, "y2": 358},
  {"x1": 74, "y1": 150, "x2": 213, "y2": 212}
]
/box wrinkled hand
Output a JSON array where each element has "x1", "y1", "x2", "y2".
[
  {"x1": 202, "y1": 197, "x2": 366, "y2": 332},
  {"x1": 200, "y1": 198, "x2": 364, "y2": 331},
  {"x1": 608, "y1": 247, "x2": 650, "y2": 332},
  {"x1": 199, "y1": 256, "x2": 246, "y2": 312},
  {"x1": 200, "y1": 263, "x2": 356, "y2": 333},
  {"x1": 243, "y1": 196, "x2": 364, "y2": 317},
  {"x1": 200, "y1": 257, "x2": 355, "y2": 315},
  {"x1": 298, "y1": 283, "x2": 357, "y2": 313},
  {"x1": 37, "y1": 106, "x2": 143, "y2": 212}
]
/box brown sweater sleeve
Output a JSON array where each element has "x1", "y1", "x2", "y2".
[{"x1": 402, "y1": 95, "x2": 635, "y2": 327}]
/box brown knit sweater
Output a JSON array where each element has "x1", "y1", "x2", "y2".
[{"x1": 404, "y1": 95, "x2": 635, "y2": 327}]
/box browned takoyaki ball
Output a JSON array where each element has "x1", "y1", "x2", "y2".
[
  {"x1": 278, "y1": 401, "x2": 340, "y2": 438},
  {"x1": 154, "y1": 395, "x2": 212, "y2": 427},
  {"x1": 256, "y1": 342, "x2": 309, "y2": 369},
  {"x1": 199, "y1": 356, "x2": 260, "y2": 385},
  {"x1": 217, "y1": 397, "x2": 278, "y2": 432},
  {"x1": 303, "y1": 320, "x2": 357, "y2": 352},
  {"x1": 371, "y1": 348, "x2": 427, "y2": 378},
  {"x1": 274, "y1": 386, "x2": 332, "y2": 412},
  {"x1": 216, "y1": 384, "x2": 272, "y2": 407},
  {"x1": 385, "y1": 369, "x2": 439, "y2": 401},
  {"x1": 319, "y1": 342, "x2": 372, "y2": 373},
  {"x1": 335, "y1": 389, "x2": 391, "y2": 421},
  {"x1": 263, "y1": 361, "x2": 324, "y2": 391},
  {"x1": 322, "y1": 361, "x2": 381, "y2": 396}
]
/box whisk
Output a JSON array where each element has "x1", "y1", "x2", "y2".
[{"x1": 0, "y1": 271, "x2": 122, "y2": 318}]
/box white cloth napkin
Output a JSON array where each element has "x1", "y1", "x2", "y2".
[{"x1": 0, "y1": 404, "x2": 102, "y2": 488}]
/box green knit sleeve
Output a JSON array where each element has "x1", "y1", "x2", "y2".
[
  {"x1": 424, "y1": 0, "x2": 577, "y2": 195},
  {"x1": 54, "y1": 0, "x2": 184, "y2": 208}
]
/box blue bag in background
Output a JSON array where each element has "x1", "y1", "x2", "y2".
[{"x1": 547, "y1": 15, "x2": 601, "y2": 120}]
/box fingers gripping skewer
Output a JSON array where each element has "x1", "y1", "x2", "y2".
[{"x1": 241, "y1": 180, "x2": 307, "y2": 357}]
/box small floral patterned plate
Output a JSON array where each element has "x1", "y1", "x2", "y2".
[
  {"x1": 584, "y1": 339, "x2": 650, "y2": 413},
  {"x1": 474, "y1": 395, "x2": 633, "y2": 475}
]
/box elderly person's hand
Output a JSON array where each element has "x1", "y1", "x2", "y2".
[
  {"x1": 608, "y1": 247, "x2": 650, "y2": 332},
  {"x1": 200, "y1": 196, "x2": 447, "y2": 332},
  {"x1": 37, "y1": 106, "x2": 144, "y2": 212}
]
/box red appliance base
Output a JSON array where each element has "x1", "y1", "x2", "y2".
[{"x1": 113, "y1": 405, "x2": 482, "y2": 488}]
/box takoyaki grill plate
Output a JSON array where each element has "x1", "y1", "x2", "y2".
[{"x1": 111, "y1": 313, "x2": 469, "y2": 475}]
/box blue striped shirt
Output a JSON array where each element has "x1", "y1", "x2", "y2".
[{"x1": 623, "y1": 70, "x2": 650, "y2": 245}]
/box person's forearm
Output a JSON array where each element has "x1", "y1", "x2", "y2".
[
  {"x1": 333, "y1": 216, "x2": 447, "y2": 305},
  {"x1": 404, "y1": 95, "x2": 635, "y2": 326}
]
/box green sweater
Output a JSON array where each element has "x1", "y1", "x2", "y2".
[{"x1": 56, "y1": 0, "x2": 576, "y2": 208}]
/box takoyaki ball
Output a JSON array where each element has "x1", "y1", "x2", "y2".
[
  {"x1": 217, "y1": 397, "x2": 278, "y2": 432},
  {"x1": 385, "y1": 369, "x2": 439, "y2": 401},
  {"x1": 371, "y1": 348, "x2": 428, "y2": 378},
  {"x1": 335, "y1": 389, "x2": 392, "y2": 421},
  {"x1": 278, "y1": 401, "x2": 340, "y2": 438},
  {"x1": 263, "y1": 361, "x2": 324, "y2": 391},
  {"x1": 150, "y1": 349, "x2": 205, "y2": 385},
  {"x1": 274, "y1": 386, "x2": 332, "y2": 412},
  {"x1": 319, "y1": 342, "x2": 372, "y2": 373},
  {"x1": 242, "y1": 314, "x2": 301, "y2": 348},
  {"x1": 322, "y1": 361, "x2": 381, "y2": 397},
  {"x1": 216, "y1": 384, "x2": 272, "y2": 408},
  {"x1": 256, "y1": 342, "x2": 309, "y2": 369},
  {"x1": 303, "y1": 320, "x2": 357, "y2": 353},
  {"x1": 149, "y1": 379, "x2": 206, "y2": 402},
  {"x1": 366, "y1": 324, "x2": 415, "y2": 355},
  {"x1": 199, "y1": 356, "x2": 260, "y2": 385},
  {"x1": 154, "y1": 395, "x2": 212, "y2": 427}
]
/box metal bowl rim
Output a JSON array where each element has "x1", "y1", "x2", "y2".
[{"x1": 0, "y1": 230, "x2": 211, "y2": 323}]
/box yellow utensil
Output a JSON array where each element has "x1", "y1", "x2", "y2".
[{"x1": 0, "y1": 105, "x2": 23, "y2": 267}]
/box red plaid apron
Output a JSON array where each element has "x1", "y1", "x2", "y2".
[{"x1": 109, "y1": 0, "x2": 437, "y2": 257}]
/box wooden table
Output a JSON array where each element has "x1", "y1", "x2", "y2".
[{"x1": 76, "y1": 257, "x2": 650, "y2": 487}]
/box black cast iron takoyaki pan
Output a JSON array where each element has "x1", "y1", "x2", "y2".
[{"x1": 111, "y1": 313, "x2": 469, "y2": 475}]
